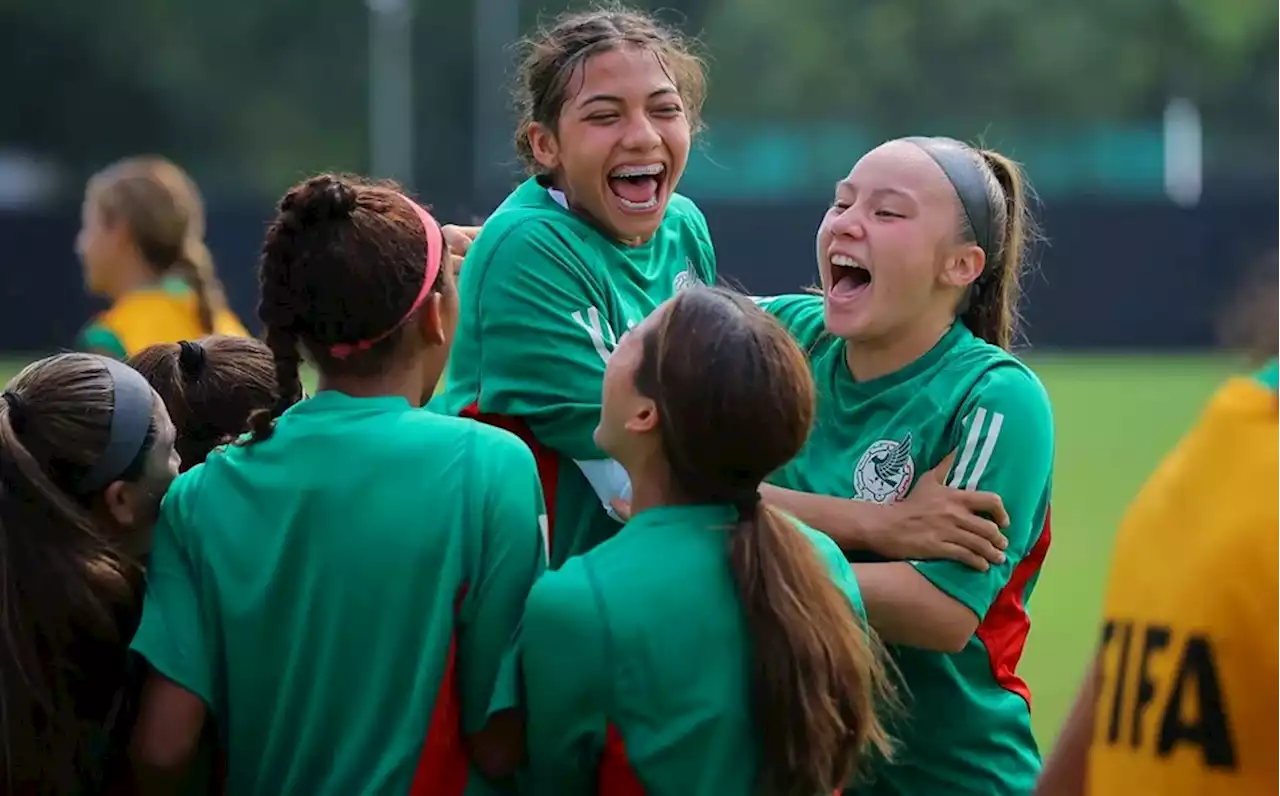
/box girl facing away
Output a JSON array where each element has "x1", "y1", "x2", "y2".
[
  {"x1": 756, "y1": 137, "x2": 1054, "y2": 795},
  {"x1": 129, "y1": 335, "x2": 282, "y2": 471},
  {"x1": 0, "y1": 354, "x2": 180, "y2": 795},
  {"x1": 75, "y1": 156, "x2": 248, "y2": 358},
  {"x1": 519, "y1": 286, "x2": 897, "y2": 796},
  {"x1": 433, "y1": 6, "x2": 718, "y2": 567},
  {"x1": 127, "y1": 175, "x2": 546, "y2": 796}
]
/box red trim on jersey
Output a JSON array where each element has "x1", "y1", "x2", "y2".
[
  {"x1": 460, "y1": 403, "x2": 560, "y2": 554},
  {"x1": 599, "y1": 724, "x2": 646, "y2": 796},
  {"x1": 974, "y1": 508, "x2": 1052, "y2": 707},
  {"x1": 408, "y1": 583, "x2": 471, "y2": 796}
]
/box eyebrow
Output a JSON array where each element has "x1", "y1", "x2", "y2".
[
  {"x1": 833, "y1": 182, "x2": 916, "y2": 202},
  {"x1": 577, "y1": 86, "x2": 679, "y2": 108}
]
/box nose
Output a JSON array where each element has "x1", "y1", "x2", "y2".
[
  {"x1": 829, "y1": 205, "x2": 867, "y2": 240},
  {"x1": 620, "y1": 111, "x2": 662, "y2": 152}
]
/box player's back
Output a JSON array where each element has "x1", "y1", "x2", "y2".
[
  {"x1": 1088, "y1": 363, "x2": 1278, "y2": 795},
  {"x1": 519, "y1": 503, "x2": 864, "y2": 795},
  {"x1": 135, "y1": 391, "x2": 544, "y2": 796}
]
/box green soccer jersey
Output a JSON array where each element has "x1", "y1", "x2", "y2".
[
  {"x1": 759, "y1": 295, "x2": 1054, "y2": 796},
  {"x1": 518, "y1": 503, "x2": 866, "y2": 796},
  {"x1": 131, "y1": 392, "x2": 548, "y2": 796},
  {"x1": 433, "y1": 177, "x2": 716, "y2": 568}
]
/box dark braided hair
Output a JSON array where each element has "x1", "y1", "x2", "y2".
[{"x1": 249, "y1": 174, "x2": 447, "y2": 443}]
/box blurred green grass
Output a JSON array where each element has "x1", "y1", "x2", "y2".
[{"x1": 0, "y1": 352, "x2": 1237, "y2": 748}]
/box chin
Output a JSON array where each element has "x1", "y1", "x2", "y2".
[{"x1": 822, "y1": 304, "x2": 871, "y2": 341}]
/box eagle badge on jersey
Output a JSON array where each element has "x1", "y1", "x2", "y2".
[
  {"x1": 673, "y1": 258, "x2": 701, "y2": 293},
  {"x1": 854, "y1": 432, "x2": 915, "y2": 504}
]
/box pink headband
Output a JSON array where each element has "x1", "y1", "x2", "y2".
[{"x1": 329, "y1": 194, "x2": 444, "y2": 360}]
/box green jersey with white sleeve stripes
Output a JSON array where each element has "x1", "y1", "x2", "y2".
[{"x1": 758, "y1": 293, "x2": 1054, "y2": 796}]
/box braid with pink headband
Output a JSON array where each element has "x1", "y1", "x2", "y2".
[{"x1": 329, "y1": 195, "x2": 444, "y2": 360}]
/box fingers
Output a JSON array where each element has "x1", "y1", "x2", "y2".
[
  {"x1": 609, "y1": 498, "x2": 633, "y2": 522},
  {"x1": 937, "y1": 541, "x2": 991, "y2": 572},
  {"x1": 956, "y1": 512, "x2": 1009, "y2": 552},
  {"x1": 442, "y1": 224, "x2": 479, "y2": 258},
  {"x1": 961, "y1": 489, "x2": 1011, "y2": 528}
]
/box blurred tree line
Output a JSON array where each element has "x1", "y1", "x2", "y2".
[{"x1": 1, "y1": 0, "x2": 1274, "y2": 205}]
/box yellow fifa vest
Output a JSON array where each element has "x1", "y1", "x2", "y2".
[
  {"x1": 1088, "y1": 366, "x2": 1278, "y2": 795},
  {"x1": 80, "y1": 280, "x2": 249, "y2": 358}
]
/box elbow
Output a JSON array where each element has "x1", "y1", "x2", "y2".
[
  {"x1": 467, "y1": 710, "x2": 526, "y2": 780},
  {"x1": 908, "y1": 612, "x2": 980, "y2": 654}
]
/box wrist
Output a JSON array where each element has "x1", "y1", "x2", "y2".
[{"x1": 842, "y1": 499, "x2": 892, "y2": 552}]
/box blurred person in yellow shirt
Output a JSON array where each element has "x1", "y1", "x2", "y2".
[
  {"x1": 1037, "y1": 272, "x2": 1278, "y2": 796},
  {"x1": 75, "y1": 156, "x2": 248, "y2": 358}
]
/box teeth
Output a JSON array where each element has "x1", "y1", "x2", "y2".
[
  {"x1": 618, "y1": 195, "x2": 659, "y2": 211},
  {"x1": 610, "y1": 163, "x2": 665, "y2": 178},
  {"x1": 830, "y1": 254, "x2": 864, "y2": 269}
]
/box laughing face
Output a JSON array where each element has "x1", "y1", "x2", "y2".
[
  {"x1": 528, "y1": 43, "x2": 691, "y2": 245},
  {"x1": 817, "y1": 140, "x2": 985, "y2": 343}
]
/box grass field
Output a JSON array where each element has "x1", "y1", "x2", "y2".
[{"x1": 0, "y1": 352, "x2": 1240, "y2": 750}]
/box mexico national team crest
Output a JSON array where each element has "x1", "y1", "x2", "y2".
[
  {"x1": 673, "y1": 258, "x2": 701, "y2": 293},
  {"x1": 853, "y1": 432, "x2": 916, "y2": 504}
]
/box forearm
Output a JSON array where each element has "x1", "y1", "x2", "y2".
[
  {"x1": 851, "y1": 562, "x2": 979, "y2": 653},
  {"x1": 1035, "y1": 659, "x2": 1099, "y2": 796},
  {"x1": 759, "y1": 484, "x2": 888, "y2": 552}
]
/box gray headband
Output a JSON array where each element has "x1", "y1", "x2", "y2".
[
  {"x1": 75, "y1": 357, "x2": 155, "y2": 494},
  {"x1": 903, "y1": 136, "x2": 995, "y2": 258}
]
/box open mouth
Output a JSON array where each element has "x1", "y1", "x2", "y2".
[
  {"x1": 607, "y1": 163, "x2": 666, "y2": 212},
  {"x1": 828, "y1": 253, "x2": 872, "y2": 299}
]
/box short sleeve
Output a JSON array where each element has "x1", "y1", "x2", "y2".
[
  {"x1": 76, "y1": 323, "x2": 127, "y2": 359},
  {"x1": 459, "y1": 428, "x2": 549, "y2": 733},
  {"x1": 751, "y1": 293, "x2": 829, "y2": 350},
  {"x1": 799, "y1": 521, "x2": 867, "y2": 621},
  {"x1": 910, "y1": 365, "x2": 1055, "y2": 619},
  {"x1": 469, "y1": 220, "x2": 615, "y2": 461},
  {"x1": 129, "y1": 472, "x2": 214, "y2": 705},
  {"x1": 521, "y1": 563, "x2": 608, "y2": 796}
]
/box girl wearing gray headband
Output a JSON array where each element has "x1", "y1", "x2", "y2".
[
  {"x1": 757, "y1": 137, "x2": 1053, "y2": 795},
  {"x1": 0, "y1": 352, "x2": 179, "y2": 795}
]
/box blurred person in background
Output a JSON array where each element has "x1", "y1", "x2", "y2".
[
  {"x1": 431, "y1": 6, "x2": 719, "y2": 568},
  {"x1": 518, "y1": 285, "x2": 897, "y2": 795},
  {"x1": 75, "y1": 156, "x2": 248, "y2": 358},
  {"x1": 0, "y1": 353, "x2": 179, "y2": 796},
  {"x1": 755, "y1": 136, "x2": 1053, "y2": 795},
  {"x1": 128, "y1": 175, "x2": 544, "y2": 796},
  {"x1": 129, "y1": 336, "x2": 284, "y2": 472},
  {"x1": 1035, "y1": 260, "x2": 1278, "y2": 796}
]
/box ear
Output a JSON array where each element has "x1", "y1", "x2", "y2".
[
  {"x1": 415, "y1": 293, "x2": 447, "y2": 346},
  {"x1": 101, "y1": 480, "x2": 138, "y2": 528},
  {"x1": 528, "y1": 122, "x2": 561, "y2": 172},
  {"x1": 623, "y1": 397, "x2": 659, "y2": 435},
  {"x1": 941, "y1": 243, "x2": 986, "y2": 291}
]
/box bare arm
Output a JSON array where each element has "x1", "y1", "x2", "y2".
[
  {"x1": 851, "y1": 562, "x2": 979, "y2": 652},
  {"x1": 759, "y1": 483, "x2": 890, "y2": 551},
  {"x1": 129, "y1": 673, "x2": 208, "y2": 796},
  {"x1": 763, "y1": 452, "x2": 1010, "y2": 570},
  {"x1": 1035, "y1": 659, "x2": 1099, "y2": 796}
]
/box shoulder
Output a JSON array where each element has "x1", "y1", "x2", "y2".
[
  {"x1": 466, "y1": 418, "x2": 539, "y2": 473},
  {"x1": 960, "y1": 353, "x2": 1053, "y2": 427},
  {"x1": 665, "y1": 192, "x2": 711, "y2": 236},
  {"x1": 524, "y1": 557, "x2": 601, "y2": 639},
  {"x1": 789, "y1": 515, "x2": 866, "y2": 619},
  {"x1": 157, "y1": 461, "x2": 209, "y2": 530},
  {"x1": 753, "y1": 293, "x2": 829, "y2": 348},
  {"x1": 76, "y1": 321, "x2": 127, "y2": 359}
]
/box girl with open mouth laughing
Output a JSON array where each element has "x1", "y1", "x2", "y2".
[{"x1": 433, "y1": 7, "x2": 717, "y2": 568}]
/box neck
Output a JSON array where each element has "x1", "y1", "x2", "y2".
[
  {"x1": 317, "y1": 358, "x2": 440, "y2": 408},
  {"x1": 625, "y1": 454, "x2": 682, "y2": 517},
  {"x1": 844, "y1": 315, "x2": 954, "y2": 382},
  {"x1": 106, "y1": 257, "x2": 159, "y2": 300}
]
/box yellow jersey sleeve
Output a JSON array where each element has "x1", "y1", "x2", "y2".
[{"x1": 1088, "y1": 369, "x2": 1278, "y2": 796}]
